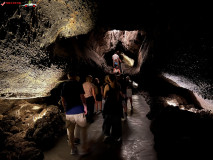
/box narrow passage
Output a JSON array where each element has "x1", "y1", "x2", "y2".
[{"x1": 44, "y1": 95, "x2": 157, "y2": 160}]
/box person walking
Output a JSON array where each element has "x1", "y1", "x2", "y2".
[
  {"x1": 112, "y1": 51, "x2": 122, "y2": 68},
  {"x1": 83, "y1": 75, "x2": 96, "y2": 123},
  {"x1": 117, "y1": 74, "x2": 128, "y2": 120},
  {"x1": 125, "y1": 76, "x2": 133, "y2": 114},
  {"x1": 102, "y1": 74, "x2": 123, "y2": 143},
  {"x1": 61, "y1": 72, "x2": 88, "y2": 155},
  {"x1": 113, "y1": 65, "x2": 121, "y2": 74},
  {"x1": 94, "y1": 78, "x2": 103, "y2": 113}
]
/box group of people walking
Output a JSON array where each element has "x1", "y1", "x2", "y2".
[{"x1": 60, "y1": 72, "x2": 134, "y2": 155}]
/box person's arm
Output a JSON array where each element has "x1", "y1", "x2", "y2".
[
  {"x1": 61, "y1": 96, "x2": 66, "y2": 112},
  {"x1": 101, "y1": 86, "x2": 104, "y2": 96},
  {"x1": 92, "y1": 86, "x2": 96, "y2": 101},
  {"x1": 103, "y1": 84, "x2": 109, "y2": 99},
  {"x1": 120, "y1": 91, "x2": 125, "y2": 98},
  {"x1": 119, "y1": 58, "x2": 122, "y2": 63},
  {"x1": 80, "y1": 94, "x2": 87, "y2": 115}
]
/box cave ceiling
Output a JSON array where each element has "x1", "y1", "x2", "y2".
[
  {"x1": 0, "y1": 0, "x2": 152, "y2": 98},
  {"x1": 0, "y1": 0, "x2": 213, "y2": 99}
]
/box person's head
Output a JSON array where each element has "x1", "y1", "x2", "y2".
[
  {"x1": 75, "y1": 75, "x2": 80, "y2": 82},
  {"x1": 94, "y1": 78, "x2": 100, "y2": 84},
  {"x1": 126, "y1": 76, "x2": 130, "y2": 81},
  {"x1": 86, "y1": 75, "x2": 93, "y2": 82},
  {"x1": 108, "y1": 74, "x2": 116, "y2": 83},
  {"x1": 116, "y1": 74, "x2": 121, "y2": 80},
  {"x1": 67, "y1": 72, "x2": 76, "y2": 80},
  {"x1": 104, "y1": 75, "x2": 109, "y2": 83}
]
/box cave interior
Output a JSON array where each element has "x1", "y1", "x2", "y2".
[{"x1": 0, "y1": 0, "x2": 213, "y2": 160}]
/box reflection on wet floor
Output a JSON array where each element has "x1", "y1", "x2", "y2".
[{"x1": 44, "y1": 95, "x2": 157, "y2": 160}]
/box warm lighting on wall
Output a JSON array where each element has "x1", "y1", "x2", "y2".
[
  {"x1": 32, "y1": 106, "x2": 42, "y2": 110},
  {"x1": 120, "y1": 53, "x2": 134, "y2": 67},
  {"x1": 33, "y1": 109, "x2": 47, "y2": 122},
  {"x1": 166, "y1": 99, "x2": 179, "y2": 107}
]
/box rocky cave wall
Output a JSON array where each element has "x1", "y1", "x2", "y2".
[
  {"x1": 1, "y1": 0, "x2": 213, "y2": 160},
  {"x1": 0, "y1": 0, "x2": 98, "y2": 98}
]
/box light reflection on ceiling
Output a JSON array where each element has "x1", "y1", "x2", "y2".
[{"x1": 0, "y1": 65, "x2": 63, "y2": 99}]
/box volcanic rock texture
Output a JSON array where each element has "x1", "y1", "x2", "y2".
[
  {"x1": 0, "y1": 0, "x2": 97, "y2": 98},
  {"x1": 0, "y1": 99, "x2": 65, "y2": 160}
]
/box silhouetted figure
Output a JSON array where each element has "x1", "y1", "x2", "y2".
[
  {"x1": 102, "y1": 74, "x2": 123, "y2": 143},
  {"x1": 113, "y1": 65, "x2": 121, "y2": 74},
  {"x1": 125, "y1": 76, "x2": 133, "y2": 114},
  {"x1": 61, "y1": 72, "x2": 88, "y2": 155},
  {"x1": 83, "y1": 75, "x2": 96, "y2": 123},
  {"x1": 94, "y1": 78, "x2": 103, "y2": 113},
  {"x1": 112, "y1": 51, "x2": 122, "y2": 68},
  {"x1": 117, "y1": 74, "x2": 128, "y2": 120}
]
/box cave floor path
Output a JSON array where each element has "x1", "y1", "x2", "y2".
[{"x1": 44, "y1": 95, "x2": 157, "y2": 160}]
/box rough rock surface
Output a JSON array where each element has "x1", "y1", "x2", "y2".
[
  {"x1": 0, "y1": 99, "x2": 65, "y2": 159},
  {"x1": 0, "y1": 0, "x2": 97, "y2": 98}
]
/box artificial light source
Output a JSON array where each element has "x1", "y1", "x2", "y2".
[
  {"x1": 33, "y1": 109, "x2": 47, "y2": 122},
  {"x1": 120, "y1": 53, "x2": 134, "y2": 67},
  {"x1": 166, "y1": 99, "x2": 179, "y2": 107}
]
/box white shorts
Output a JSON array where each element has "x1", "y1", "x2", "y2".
[
  {"x1": 126, "y1": 89, "x2": 132, "y2": 98},
  {"x1": 66, "y1": 113, "x2": 87, "y2": 128}
]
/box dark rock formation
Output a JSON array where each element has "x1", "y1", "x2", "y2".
[
  {"x1": 25, "y1": 105, "x2": 66, "y2": 150},
  {"x1": 140, "y1": 73, "x2": 213, "y2": 160},
  {"x1": 150, "y1": 106, "x2": 213, "y2": 160},
  {"x1": 0, "y1": 100, "x2": 65, "y2": 159}
]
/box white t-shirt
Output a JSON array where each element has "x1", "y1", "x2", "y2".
[{"x1": 112, "y1": 53, "x2": 119, "y2": 61}]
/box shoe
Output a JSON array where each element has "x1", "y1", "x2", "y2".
[
  {"x1": 74, "y1": 138, "x2": 80, "y2": 145},
  {"x1": 70, "y1": 146, "x2": 78, "y2": 155}
]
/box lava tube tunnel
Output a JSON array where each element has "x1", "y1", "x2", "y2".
[{"x1": 0, "y1": 0, "x2": 213, "y2": 160}]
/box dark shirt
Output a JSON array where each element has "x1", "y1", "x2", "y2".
[
  {"x1": 126, "y1": 80, "x2": 133, "y2": 89},
  {"x1": 61, "y1": 80, "x2": 84, "y2": 112},
  {"x1": 103, "y1": 83, "x2": 123, "y2": 116},
  {"x1": 118, "y1": 79, "x2": 127, "y2": 94}
]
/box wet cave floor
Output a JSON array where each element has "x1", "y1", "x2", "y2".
[
  {"x1": 1, "y1": 73, "x2": 213, "y2": 160},
  {"x1": 44, "y1": 94, "x2": 157, "y2": 160}
]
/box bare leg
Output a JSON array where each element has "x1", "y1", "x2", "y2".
[
  {"x1": 74, "y1": 124, "x2": 80, "y2": 140},
  {"x1": 99, "y1": 101, "x2": 102, "y2": 111},
  {"x1": 67, "y1": 121, "x2": 76, "y2": 150},
  {"x1": 95, "y1": 101, "x2": 98, "y2": 112},
  {"x1": 130, "y1": 97, "x2": 133, "y2": 114},
  {"x1": 130, "y1": 97, "x2": 133, "y2": 108},
  {"x1": 122, "y1": 100, "x2": 127, "y2": 119}
]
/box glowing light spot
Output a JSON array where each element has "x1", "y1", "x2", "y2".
[
  {"x1": 121, "y1": 53, "x2": 134, "y2": 67},
  {"x1": 166, "y1": 99, "x2": 179, "y2": 106},
  {"x1": 32, "y1": 106, "x2": 41, "y2": 110},
  {"x1": 33, "y1": 109, "x2": 47, "y2": 122}
]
